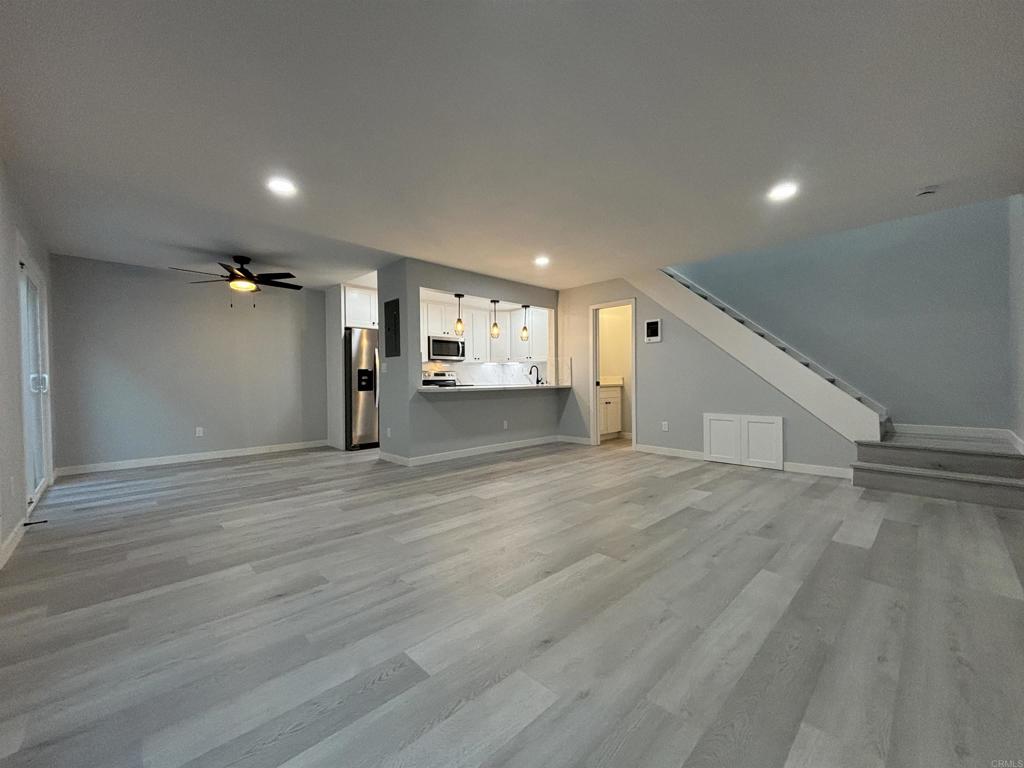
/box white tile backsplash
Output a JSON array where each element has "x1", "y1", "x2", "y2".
[{"x1": 424, "y1": 361, "x2": 548, "y2": 386}]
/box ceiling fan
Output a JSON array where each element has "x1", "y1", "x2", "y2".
[{"x1": 170, "y1": 255, "x2": 303, "y2": 292}]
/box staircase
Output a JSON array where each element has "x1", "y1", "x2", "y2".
[
  {"x1": 853, "y1": 430, "x2": 1024, "y2": 509},
  {"x1": 638, "y1": 268, "x2": 1023, "y2": 507},
  {"x1": 661, "y1": 267, "x2": 889, "y2": 423},
  {"x1": 627, "y1": 270, "x2": 884, "y2": 443}
]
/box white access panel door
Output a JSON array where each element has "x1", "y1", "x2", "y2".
[
  {"x1": 703, "y1": 413, "x2": 784, "y2": 470},
  {"x1": 741, "y1": 415, "x2": 784, "y2": 470},
  {"x1": 703, "y1": 414, "x2": 742, "y2": 465}
]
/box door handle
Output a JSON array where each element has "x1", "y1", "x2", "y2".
[
  {"x1": 39, "y1": 374, "x2": 49, "y2": 393},
  {"x1": 28, "y1": 374, "x2": 40, "y2": 393},
  {"x1": 373, "y1": 348, "x2": 380, "y2": 408}
]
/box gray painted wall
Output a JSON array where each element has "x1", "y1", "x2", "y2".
[
  {"x1": 324, "y1": 285, "x2": 345, "y2": 449},
  {"x1": 557, "y1": 278, "x2": 856, "y2": 468},
  {"x1": 0, "y1": 160, "x2": 50, "y2": 553},
  {"x1": 377, "y1": 257, "x2": 564, "y2": 459},
  {"x1": 50, "y1": 255, "x2": 327, "y2": 468},
  {"x1": 678, "y1": 198, "x2": 1013, "y2": 428},
  {"x1": 1010, "y1": 195, "x2": 1024, "y2": 441}
]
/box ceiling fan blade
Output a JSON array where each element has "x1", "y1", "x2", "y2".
[
  {"x1": 257, "y1": 279, "x2": 303, "y2": 290},
  {"x1": 218, "y1": 262, "x2": 244, "y2": 278},
  {"x1": 255, "y1": 272, "x2": 295, "y2": 280},
  {"x1": 190, "y1": 279, "x2": 227, "y2": 284},
  {"x1": 169, "y1": 267, "x2": 224, "y2": 276}
]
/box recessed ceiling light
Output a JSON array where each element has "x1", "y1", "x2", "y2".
[
  {"x1": 534, "y1": 254, "x2": 550, "y2": 267},
  {"x1": 766, "y1": 180, "x2": 799, "y2": 203},
  {"x1": 266, "y1": 176, "x2": 298, "y2": 198}
]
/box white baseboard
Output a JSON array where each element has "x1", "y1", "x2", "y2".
[
  {"x1": 621, "y1": 432, "x2": 633, "y2": 440},
  {"x1": 56, "y1": 440, "x2": 330, "y2": 477},
  {"x1": 782, "y1": 461, "x2": 853, "y2": 479},
  {"x1": 381, "y1": 435, "x2": 597, "y2": 467},
  {"x1": 635, "y1": 443, "x2": 705, "y2": 461},
  {"x1": 636, "y1": 443, "x2": 850, "y2": 478},
  {"x1": 0, "y1": 524, "x2": 25, "y2": 571},
  {"x1": 555, "y1": 435, "x2": 591, "y2": 445}
]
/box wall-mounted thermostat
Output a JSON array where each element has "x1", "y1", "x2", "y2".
[{"x1": 644, "y1": 319, "x2": 662, "y2": 343}]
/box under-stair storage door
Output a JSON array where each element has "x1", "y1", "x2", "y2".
[
  {"x1": 703, "y1": 414, "x2": 742, "y2": 465},
  {"x1": 740, "y1": 415, "x2": 784, "y2": 470},
  {"x1": 703, "y1": 413, "x2": 784, "y2": 470}
]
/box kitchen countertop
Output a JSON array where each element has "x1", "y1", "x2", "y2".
[{"x1": 417, "y1": 384, "x2": 572, "y2": 392}]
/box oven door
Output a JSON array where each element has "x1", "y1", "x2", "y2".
[{"x1": 428, "y1": 336, "x2": 465, "y2": 361}]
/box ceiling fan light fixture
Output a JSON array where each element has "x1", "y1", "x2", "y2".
[{"x1": 229, "y1": 278, "x2": 258, "y2": 292}]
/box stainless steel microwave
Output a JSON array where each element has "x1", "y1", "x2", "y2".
[{"x1": 428, "y1": 336, "x2": 466, "y2": 361}]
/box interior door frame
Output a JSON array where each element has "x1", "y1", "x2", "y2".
[
  {"x1": 588, "y1": 298, "x2": 638, "y2": 449},
  {"x1": 18, "y1": 249, "x2": 54, "y2": 507}
]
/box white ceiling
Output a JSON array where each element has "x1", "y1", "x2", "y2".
[{"x1": 1, "y1": 1, "x2": 1021, "y2": 289}]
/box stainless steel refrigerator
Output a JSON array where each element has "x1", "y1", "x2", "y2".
[{"x1": 344, "y1": 327, "x2": 380, "y2": 450}]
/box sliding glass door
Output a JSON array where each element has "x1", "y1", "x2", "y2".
[{"x1": 20, "y1": 265, "x2": 50, "y2": 505}]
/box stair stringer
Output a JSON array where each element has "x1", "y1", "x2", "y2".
[{"x1": 625, "y1": 270, "x2": 881, "y2": 443}]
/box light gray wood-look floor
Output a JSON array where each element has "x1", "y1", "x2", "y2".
[{"x1": 1, "y1": 441, "x2": 1022, "y2": 768}]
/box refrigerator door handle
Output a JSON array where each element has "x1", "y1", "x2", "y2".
[{"x1": 374, "y1": 347, "x2": 380, "y2": 408}]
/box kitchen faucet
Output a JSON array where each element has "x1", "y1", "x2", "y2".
[{"x1": 528, "y1": 364, "x2": 541, "y2": 385}]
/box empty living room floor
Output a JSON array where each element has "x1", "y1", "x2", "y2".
[{"x1": 1, "y1": 443, "x2": 1023, "y2": 768}]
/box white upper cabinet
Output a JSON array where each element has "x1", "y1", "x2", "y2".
[
  {"x1": 419, "y1": 294, "x2": 553, "y2": 365},
  {"x1": 529, "y1": 307, "x2": 550, "y2": 362},
  {"x1": 443, "y1": 304, "x2": 463, "y2": 337},
  {"x1": 509, "y1": 307, "x2": 550, "y2": 362},
  {"x1": 423, "y1": 301, "x2": 464, "y2": 337},
  {"x1": 426, "y1": 302, "x2": 446, "y2": 337},
  {"x1": 510, "y1": 307, "x2": 530, "y2": 362},
  {"x1": 489, "y1": 310, "x2": 512, "y2": 362},
  {"x1": 346, "y1": 287, "x2": 377, "y2": 328},
  {"x1": 467, "y1": 308, "x2": 490, "y2": 362}
]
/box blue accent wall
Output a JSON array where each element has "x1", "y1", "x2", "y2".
[{"x1": 677, "y1": 198, "x2": 1013, "y2": 428}]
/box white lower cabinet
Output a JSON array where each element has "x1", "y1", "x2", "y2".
[
  {"x1": 703, "y1": 413, "x2": 783, "y2": 470},
  {"x1": 599, "y1": 386, "x2": 623, "y2": 435}
]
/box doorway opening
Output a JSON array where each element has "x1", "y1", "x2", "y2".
[
  {"x1": 18, "y1": 245, "x2": 52, "y2": 514},
  {"x1": 589, "y1": 300, "x2": 636, "y2": 447}
]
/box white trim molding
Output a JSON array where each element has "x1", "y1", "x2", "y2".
[
  {"x1": 635, "y1": 444, "x2": 705, "y2": 461},
  {"x1": 381, "y1": 435, "x2": 595, "y2": 466},
  {"x1": 56, "y1": 440, "x2": 331, "y2": 477},
  {"x1": 0, "y1": 525, "x2": 26, "y2": 571},
  {"x1": 625, "y1": 270, "x2": 881, "y2": 443},
  {"x1": 556, "y1": 435, "x2": 592, "y2": 445},
  {"x1": 636, "y1": 443, "x2": 850, "y2": 479},
  {"x1": 782, "y1": 462, "x2": 853, "y2": 479}
]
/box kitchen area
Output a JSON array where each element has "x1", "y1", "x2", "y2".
[{"x1": 417, "y1": 288, "x2": 569, "y2": 392}]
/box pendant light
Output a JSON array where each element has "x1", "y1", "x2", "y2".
[
  {"x1": 520, "y1": 305, "x2": 530, "y2": 341},
  {"x1": 489, "y1": 299, "x2": 501, "y2": 339},
  {"x1": 453, "y1": 294, "x2": 465, "y2": 336}
]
